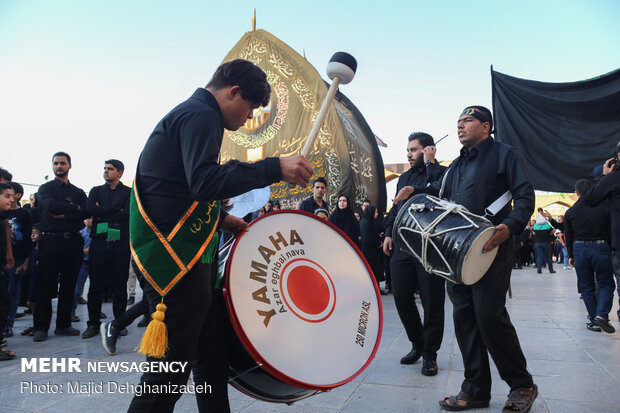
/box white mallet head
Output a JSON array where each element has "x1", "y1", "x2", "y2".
[{"x1": 326, "y1": 52, "x2": 357, "y2": 85}]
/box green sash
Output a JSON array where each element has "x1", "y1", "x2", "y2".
[{"x1": 129, "y1": 184, "x2": 220, "y2": 297}]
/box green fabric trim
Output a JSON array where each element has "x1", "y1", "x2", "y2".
[{"x1": 129, "y1": 184, "x2": 220, "y2": 296}]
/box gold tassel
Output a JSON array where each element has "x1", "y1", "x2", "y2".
[{"x1": 138, "y1": 300, "x2": 168, "y2": 358}]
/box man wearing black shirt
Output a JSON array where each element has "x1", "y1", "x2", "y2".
[
  {"x1": 33, "y1": 152, "x2": 87, "y2": 342},
  {"x1": 4, "y1": 182, "x2": 32, "y2": 338},
  {"x1": 565, "y1": 179, "x2": 614, "y2": 333},
  {"x1": 82, "y1": 159, "x2": 131, "y2": 339},
  {"x1": 586, "y1": 142, "x2": 620, "y2": 322},
  {"x1": 127, "y1": 59, "x2": 313, "y2": 413},
  {"x1": 383, "y1": 132, "x2": 446, "y2": 376},
  {"x1": 298, "y1": 177, "x2": 329, "y2": 213},
  {"x1": 439, "y1": 106, "x2": 537, "y2": 412}
]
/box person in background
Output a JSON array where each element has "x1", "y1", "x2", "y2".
[
  {"x1": 33, "y1": 151, "x2": 87, "y2": 342},
  {"x1": 532, "y1": 209, "x2": 556, "y2": 274},
  {"x1": 565, "y1": 179, "x2": 614, "y2": 333},
  {"x1": 71, "y1": 217, "x2": 92, "y2": 322},
  {"x1": 360, "y1": 205, "x2": 385, "y2": 292},
  {"x1": 328, "y1": 194, "x2": 360, "y2": 247},
  {"x1": 585, "y1": 142, "x2": 620, "y2": 323},
  {"x1": 299, "y1": 177, "x2": 329, "y2": 213},
  {"x1": 0, "y1": 182, "x2": 16, "y2": 360},
  {"x1": 20, "y1": 224, "x2": 41, "y2": 337},
  {"x1": 314, "y1": 208, "x2": 329, "y2": 220},
  {"x1": 4, "y1": 182, "x2": 32, "y2": 338}
]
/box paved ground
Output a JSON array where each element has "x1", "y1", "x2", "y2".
[{"x1": 1, "y1": 265, "x2": 619, "y2": 412}]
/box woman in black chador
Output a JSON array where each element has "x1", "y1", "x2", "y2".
[
  {"x1": 360, "y1": 205, "x2": 384, "y2": 285},
  {"x1": 328, "y1": 194, "x2": 360, "y2": 247}
]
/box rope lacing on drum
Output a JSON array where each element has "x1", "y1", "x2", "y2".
[{"x1": 397, "y1": 196, "x2": 493, "y2": 282}]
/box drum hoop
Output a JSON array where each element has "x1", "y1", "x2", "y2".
[{"x1": 223, "y1": 209, "x2": 383, "y2": 391}]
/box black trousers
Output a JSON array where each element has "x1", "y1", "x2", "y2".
[
  {"x1": 447, "y1": 237, "x2": 533, "y2": 400},
  {"x1": 87, "y1": 238, "x2": 131, "y2": 327},
  {"x1": 391, "y1": 249, "x2": 446, "y2": 360},
  {"x1": 112, "y1": 265, "x2": 149, "y2": 330},
  {"x1": 127, "y1": 262, "x2": 231, "y2": 413},
  {"x1": 34, "y1": 234, "x2": 83, "y2": 332},
  {"x1": 0, "y1": 270, "x2": 9, "y2": 339}
]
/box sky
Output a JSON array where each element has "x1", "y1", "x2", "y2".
[{"x1": 1, "y1": 0, "x2": 619, "y2": 198}]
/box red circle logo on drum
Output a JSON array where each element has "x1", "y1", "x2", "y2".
[{"x1": 280, "y1": 258, "x2": 336, "y2": 323}]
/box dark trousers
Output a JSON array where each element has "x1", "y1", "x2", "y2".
[
  {"x1": 534, "y1": 242, "x2": 554, "y2": 272},
  {"x1": 87, "y1": 238, "x2": 131, "y2": 327},
  {"x1": 34, "y1": 234, "x2": 83, "y2": 332},
  {"x1": 391, "y1": 249, "x2": 446, "y2": 360},
  {"x1": 573, "y1": 241, "x2": 615, "y2": 322},
  {"x1": 0, "y1": 270, "x2": 9, "y2": 339},
  {"x1": 447, "y1": 238, "x2": 532, "y2": 400},
  {"x1": 112, "y1": 266, "x2": 149, "y2": 330},
  {"x1": 127, "y1": 262, "x2": 231, "y2": 413}
]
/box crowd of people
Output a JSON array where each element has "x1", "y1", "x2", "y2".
[
  {"x1": 1, "y1": 58, "x2": 618, "y2": 413},
  {"x1": 0, "y1": 157, "x2": 150, "y2": 363}
]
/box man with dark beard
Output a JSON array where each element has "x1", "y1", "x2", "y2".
[
  {"x1": 33, "y1": 152, "x2": 87, "y2": 342},
  {"x1": 383, "y1": 132, "x2": 446, "y2": 376}
]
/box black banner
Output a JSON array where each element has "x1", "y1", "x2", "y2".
[{"x1": 492, "y1": 68, "x2": 620, "y2": 192}]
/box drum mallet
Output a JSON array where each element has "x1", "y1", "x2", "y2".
[
  {"x1": 290, "y1": 52, "x2": 356, "y2": 188},
  {"x1": 301, "y1": 52, "x2": 357, "y2": 158}
]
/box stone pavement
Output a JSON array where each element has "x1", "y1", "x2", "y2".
[{"x1": 1, "y1": 265, "x2": 619, "y2": 412}]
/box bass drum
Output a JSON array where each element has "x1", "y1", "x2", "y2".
[{"x1": 222, "y1": 210, "x2": 383, "y2": 403}]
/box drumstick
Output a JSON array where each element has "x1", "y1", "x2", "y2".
[
  {"x1": 434, "y1": 134, "x2": 449, "y2": 145},
  {"x1": 290, "y1": 52, "x2": 357, "y2": 188}
]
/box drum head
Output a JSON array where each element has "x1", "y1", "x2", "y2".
[
  {"x1": 460, "y1": 227, "x2": 498, "y2": 285},
  {"x1": 224, "y1": 210, "x2": 382, "y2": 390}
]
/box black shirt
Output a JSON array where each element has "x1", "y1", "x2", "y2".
[
  {"x1": 298, "y1": 196, "x2": 329, "y2": 214},
  {"x1": 384, "y1": 163, "x2": 445, "y2": 238},
  {"x1": 443, "y1": 138, "x2": 534, "y2": 236},
  {"x1": 87, "y1": 182, "x2": 131, "y2": 240},
  {"x1": 564, "y1": 198, "x2": 611, "y2": 258},
  {"x1": 585, "y1": 170, "x2": 620, "y2": 252},
  {"x1": 137, "y1": 88, "x2": 282, "y2": 234},
  {"x1": 0, "y1": 212, "x2": 6, "y2": 268},
  {"x1": 37, "y1": 178, "x2": 87, "y2": 233},
  {"x1": 6, "y1": 207, "x2": 33, "y2": 260}
]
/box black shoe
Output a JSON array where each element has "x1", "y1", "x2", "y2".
[
  {"x1": 127, "y1": 296, "x2": 135, "y2": 305},
  {"x1": 421, "y1": 359, "x2": 438, "y2": 376},
  {"x1": 594, "y1": 316, "x2": 615, "y2": 334},
  {"x1": 100, "y1": 312, "x2": 107, "y2": 319},
  {"x1": 82, "y1": 325, "x2": 99, "y2": 339},
  {"x1": 586, "y1": 322, "x2": 602, "y2": 332},
  {"x1": 0, "y1": 339, "x2": 7, "y2": 346},
  {"x1": 78, "y1": 297, "x2": 87, "y2": 305},
  {"x1": 101, "y1": 322, "x2": 120, "y2": 355},
  {"x1": 137, "y1": 315, "x2": 150, "y2": 327},
  {"x1": 400, "y1": 347, "x2": 422, "y2": 365},
  {"x1": 15, "y1": 312, "x2": 26, "y2": 319},
  {"x1": 33, "y1": 330, "x2": 48, "y2": 342},
  {"x1": 537, "y1": 270, "x2": 542, "y2": 274},
  {"x1": 3, "y1": 328, "x2": 13, "y2": 338},
  {"x1": 550, "y1": 270, "x2": 556, "y2": 274},
  {"x1": 71, "y1": 314, "x2": 80, "y2": 322},
  {"x1": 54, "y1": 326, "x2": 80, "y2": 336}
]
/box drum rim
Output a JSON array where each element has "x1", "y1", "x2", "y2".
[{"x1": 223, "y1": 209, "x2": 383, "y2": 391}]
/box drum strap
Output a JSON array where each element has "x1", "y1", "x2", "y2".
[
  {"x1": 484, "y1": 190, "x2": 512, "y2": 217},
  {"x1": 129, "y1": 183, "x2": 220, "y2": 296},
  {"x1": 129, "y1": 177, "x2": 220, "y2": 358}
]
